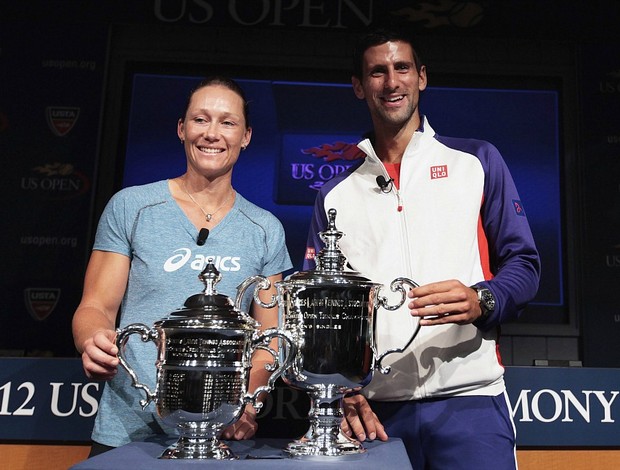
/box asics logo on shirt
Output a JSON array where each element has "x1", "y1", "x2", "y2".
[{"x1": 163, "y1": 248, "x2": 241, "y2": 272}]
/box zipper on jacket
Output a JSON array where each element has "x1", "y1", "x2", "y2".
[{"x1": 379, "y1": 166, "x2": 403, "y2": 213}]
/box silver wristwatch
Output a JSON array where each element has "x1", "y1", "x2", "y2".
[{"x1": 471, "y1": 285, "x2": 495, "y2": 320}]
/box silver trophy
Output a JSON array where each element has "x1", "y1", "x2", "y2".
[
  {"x1": 115, "y1": 260, "x2": 296, "y2": 459},
  {"x1": 276, "y1": 208, "x2": 420, "y2": 458}
]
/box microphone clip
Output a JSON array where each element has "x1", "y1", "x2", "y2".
[
  {"x1": 196, "y1": 228, "x2": 209, "y2": 246},
  {"x1": 376, "y1": 175, "x2": 394, "y2": 193}
]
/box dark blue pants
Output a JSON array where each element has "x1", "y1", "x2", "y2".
[{"x1": 370, "y1": 393, "x2": 517, "y2": 470}]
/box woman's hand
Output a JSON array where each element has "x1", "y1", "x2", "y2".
[
  {"x1": 80, "y1": 329, "x2": 119, "y2": 381},
  {"x1": 72, "y1": 251, "x2": 129, "y2": 381}
]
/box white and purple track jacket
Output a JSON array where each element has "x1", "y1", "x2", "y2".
[{"x1": 303, "y1": 117, "x2": 540, "y2": 401}]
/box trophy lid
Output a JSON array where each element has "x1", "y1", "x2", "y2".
[
  {"x1": 282, "y1": 208, "x2": 379, "y2": 287},
  {"x1": 162, "y1": 259, "x2": 258, "y2": 329}
]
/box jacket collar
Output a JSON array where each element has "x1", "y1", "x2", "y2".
[{"x1": 357, "y1": 115, "x2": 434, "y2": 164}]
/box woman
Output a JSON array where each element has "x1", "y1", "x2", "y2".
[{"x1": 72, "y1": 76, "x2": 292, "y2": 456}]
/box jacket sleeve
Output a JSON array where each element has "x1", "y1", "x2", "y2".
[
  {"x1": 302, "y1": 190, "x2": 330, "y2": 271},
  {"x1": 472, "y1": 142, "x2": 541, "y2": 330}
]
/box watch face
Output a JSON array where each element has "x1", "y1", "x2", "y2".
[{"x1": 480, "y1": 289, "x2": 495, "y2": 311}]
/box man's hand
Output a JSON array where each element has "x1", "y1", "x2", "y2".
[
  {"x1": 221, "y1": 406, "x2": 258, "y2": 440},
  {"x1": 341, "y1": 394, "x2": 388, "y2": 442},
  {"x1": 408, "y1": 280, "x2": 481, "y2": 325}
]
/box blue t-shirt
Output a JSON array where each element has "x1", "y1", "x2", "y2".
[{"x1": 91, "y1": 180, "x2": 292, "y2": 447}]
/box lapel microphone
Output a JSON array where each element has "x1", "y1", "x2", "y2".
[
  {"x1": 376, "y1": 175, "x2": 394, "y2": 193},
  {"x1": 196, "y1": 228, "x2": 209, "y2": 246}
]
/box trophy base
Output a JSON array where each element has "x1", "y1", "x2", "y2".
[
  {"x1": 159, "y1": 436, "x2": 238, "y2": 460},
  {"x1": 284, "y1": 428, "x2": 367, "y2": 459}
]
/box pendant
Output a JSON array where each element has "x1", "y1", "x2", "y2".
[{"x1": 206, "y1": 214, "x2": 213, "y2": 222}]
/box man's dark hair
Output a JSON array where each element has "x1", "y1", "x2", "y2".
[{"x1": 352, "y1": 27, "x2": 423, "y2": 79}]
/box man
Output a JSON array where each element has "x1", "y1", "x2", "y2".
[{"x1": 303, "y1": 27, "x2": 540, "y2": 468}]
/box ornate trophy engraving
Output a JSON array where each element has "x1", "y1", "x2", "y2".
[
  {"x1": 277, "y1": 208, "x2": 420, "y2": 458},
  {"x1": 115, "y1": 260, "x2": 296, "y2": 459}
]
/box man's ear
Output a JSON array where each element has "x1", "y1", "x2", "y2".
[
  {"x1": 418, "y1": 65, "x2": 428, "y2": 92},
  {"x1": 352, "y1": 76, "x2": 365, "y2": 99}
]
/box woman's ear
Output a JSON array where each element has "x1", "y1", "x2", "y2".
[
  {"x1": 242, "y1": 127, "x2": 252, "y2": 149},
  {"x1": 177, "y1": 118, "x2": 185, "y2": 142}
]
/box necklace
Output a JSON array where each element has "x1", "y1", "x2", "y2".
[{"x1": 181, "y1": 179, "x2": 232, "y2": 222}]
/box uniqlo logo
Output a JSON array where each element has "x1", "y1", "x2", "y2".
[
  {"x1": 430, "y1": 165, "x2": 448, "y2": 179},
  {"x1": 305, "y1": 247, "x2": 316, "y2": 260}
]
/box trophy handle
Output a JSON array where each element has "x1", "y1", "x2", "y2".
[
  {"x1": 236, "y1": 275, "x2": 278, "y2": 312},
  {"x1": 115, "y1": 323, "x2": 159, "y2": 409},
  {"x1": 375, "y1": 277, "x2": 421, "y2": 374},
  {"x1": 243, "y1": 328, "x2": 297, "y2": 411}
]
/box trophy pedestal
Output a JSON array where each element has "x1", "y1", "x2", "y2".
[
  {"x1": 160, "y1": 435, "x2": 237, "y2": 460},
  {"x1": 284, "y1": 393, "x2": 367, "y2": 459}
]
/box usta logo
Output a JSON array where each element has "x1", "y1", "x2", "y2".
[{"x1": 164, "y1": 249, "x2": 241, "y2": 272}]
